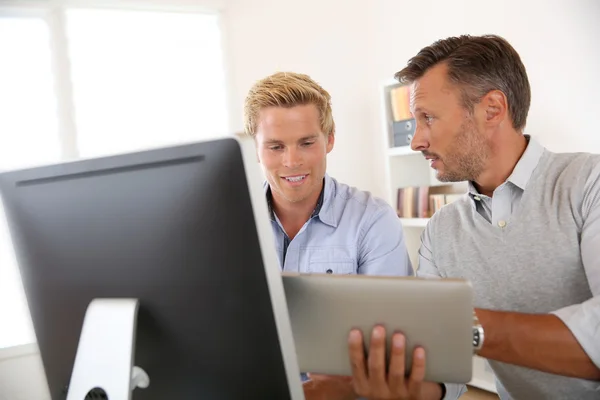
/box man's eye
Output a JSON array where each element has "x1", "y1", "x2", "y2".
[
  {"x1": 301, "y1": 142, "x2": 314, "y2": 147},
  {"x1": 269, "y1": 145, "x2": 283, "y2": 151}
]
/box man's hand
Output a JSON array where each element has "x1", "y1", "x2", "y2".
[
  {"x1": 303, "y1": 374, "x2": 356, "y2": 400},
  {"x1": 347, "y1": 326, "x2": 443, "y2": 400}
]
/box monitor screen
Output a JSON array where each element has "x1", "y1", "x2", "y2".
[{"x1": 0, "y1": 137, "x2": 302, "y2": 399}]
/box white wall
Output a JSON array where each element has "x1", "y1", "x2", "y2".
[
  {"x1": 223, "y1": 0, "x2": 600, "y2": 201},
  {"x1": 2, "y1": 1, "x2": 600, "y2": 399},
  {"x1": 222, "y1": 0, "x2": 384, "y2": 197},
  {"x1": 371, "y1": 0, "x2": 600, "y2": 201}
]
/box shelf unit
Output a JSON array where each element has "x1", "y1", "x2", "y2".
[
  {"x1": 380, "y1": 79, "x2": 447, "y2": 266},
  {"x1": 380, "y1": 80, "x2": 496, "y2": 394},
  {"x1": 398, "y1": 218, "x2": 429, "y2": 228},
  {"x1": 470, "y1": 355, "x2": 497, "y2": 393},
  {"x1": 387, "y1": 146, "x2": 418, "y2": 157},
  {"x1": 380, "y1": 79, "x2": 447, "y2": 205}
]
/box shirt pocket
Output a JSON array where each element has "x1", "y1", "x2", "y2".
[{"x1": 303, "y1": 247, "x2": 357, "y2": 275}]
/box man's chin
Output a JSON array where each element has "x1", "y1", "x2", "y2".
[
  {"x1": 434, "y1": 167, "x2": 452, "y2": 183},
  {"x1": 435, "y1": 173, "x2": 451, "y2": 183},
  {"x1": 436, "y1": 171, "x2": 468, "y2": 183},
  {"x1": 282, "y1": 194, "x2": 310, "y2": 204}
]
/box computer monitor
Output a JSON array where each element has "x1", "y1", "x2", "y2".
[{"x1": 0, "y1": 137, "x2": 304, "y2": 399}]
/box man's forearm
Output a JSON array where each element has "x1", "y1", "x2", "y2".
[
  {"x1": 419, "y1": 382, "x2": 444, "y2": 400},
  {"x1": 476, "y1": 308, "x2": 600, "y2": 380},
  {"x1": 303, "y1": 375, "x2": 356, "y2": 400}
]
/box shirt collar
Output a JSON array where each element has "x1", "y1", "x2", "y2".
[
  {"x1": 315, "y1": 174, "x2": 337, "y2": 227},
  {"x1": 506, "y1": 135, "x2": 545, "y2": 190},
  {"x1": 468, "y1": 135, "x2": 545, "y2": 198}
]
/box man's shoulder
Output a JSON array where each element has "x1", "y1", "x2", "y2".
[
  {"x1": 539, "y1": 151, "x2": 600, "y2": 193},
  {"x1": 329, "y1": 176, "x2": 391, "y2": 212},
  {"x1": 544, "y1": 151, "x2": 600, "y2": 175},
  {"x1": 427, "y1": 194, "x2": 471, "y2": 227}
]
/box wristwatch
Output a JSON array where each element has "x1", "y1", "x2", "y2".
[{"x1": 473, "y1": 312, "x2": 484, "y2": 353}]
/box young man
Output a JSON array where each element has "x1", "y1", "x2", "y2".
[
  {"x1": 243, "y1": 72, "x2": 413, "y2": 398},
  {"x1": 347, "y1": 35, "x2": 600, "y2": 400}
]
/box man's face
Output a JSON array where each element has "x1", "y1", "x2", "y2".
[
  {"x1": 409, "y1": 63, "x2": 491, "y2": 182},
  {"x1": 255, "y1": 104, "x2": 334, "y2": 205}
]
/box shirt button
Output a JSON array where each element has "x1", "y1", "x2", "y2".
[
  {"x1": 498, "y1": 220, "x2": 507, "y2": 228},
  {"x1": 474, "y1": 196, "x2": 481, "y2": 201},
  {"x1": 326, "y1": 269, "x2": 333, "y2": 274}
]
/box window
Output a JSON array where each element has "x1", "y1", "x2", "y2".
[
  {"x1": 0, "y1": 17, "x2": 61, "y2": 170},
  {"x1": 66, "y1": 9, "x2": 228, "y2": 157},
  {"x1": 0, "y1": 5, "x2": 229, "y2": 349},
  {"x1": 0, "y1": 16, "x2": 60, "y2": 349}
]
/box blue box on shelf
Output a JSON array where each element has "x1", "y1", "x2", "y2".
[{"x1": 392, "y1": 118, "x2": 416, "y2": 147}]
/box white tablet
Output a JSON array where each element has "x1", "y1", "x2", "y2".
[{"x1": 282, "y1": 273, "x2": 474, "y2": 383}]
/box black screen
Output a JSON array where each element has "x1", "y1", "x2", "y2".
[{"x1": 0, "y1": 138, "x2": 292, "y2": 399}]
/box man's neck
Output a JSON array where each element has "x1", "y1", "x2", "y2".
[
  {"x1": 271, "y1": 181, "x2": 323, "y2": 239},
  {"x1": 473, "y1": 133, "x2": 528, "y2": 197}
]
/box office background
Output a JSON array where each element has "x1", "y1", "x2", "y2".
[{"x1": 0, "y1": 0, "x2": 598, "y2": 398}]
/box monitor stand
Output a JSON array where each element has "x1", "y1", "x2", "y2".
[{"x1": 66, "y1": 299, "x2": 150, "y2": 400}]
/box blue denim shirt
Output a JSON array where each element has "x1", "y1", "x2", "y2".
[
  {"x1": 265, "y1": 174, "x2": 413, "y2": 276},
  {"x1": 266, "y1": 174, "x2": 412, "y2": 385}
]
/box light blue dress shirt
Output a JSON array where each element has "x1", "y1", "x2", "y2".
[{"x1": 266, "y1": 174, "x2": 413, "y2": 277}]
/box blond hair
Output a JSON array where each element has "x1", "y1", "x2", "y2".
[{"x1": 243, "y1": 72, "x2": 335, "y2": 137}]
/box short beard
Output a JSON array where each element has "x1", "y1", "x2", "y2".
[{"x1": 434, "y1": 119, "x2": 490, "y2": 183}]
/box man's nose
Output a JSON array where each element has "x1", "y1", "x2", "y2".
[
  {"x1": 283, "y1": 147, "x2": 302, "y2": 169},
  {"x1": 410, "y1": 123, "x2": 429, "y2": 152}
]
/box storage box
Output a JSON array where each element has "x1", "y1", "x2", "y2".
[{"x1": 392, "y1": 118, "x2": 416, "y2": 147}]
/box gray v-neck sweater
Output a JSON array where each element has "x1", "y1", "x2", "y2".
[{"x1": 426, "y1": 150, "x2": 600, "y2": 399}]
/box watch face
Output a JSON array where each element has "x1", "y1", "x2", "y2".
[
  {"x1": 472, "y1": 325, "x2": 484, "y2": 352},
  {"x1": 473, "y1": 328, "x2": 481, "y2": 347}
]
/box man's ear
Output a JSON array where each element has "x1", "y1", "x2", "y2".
[
  {"x1": 326, "y1": 131, "x2": 335, "y2": 154},
  {"x1": 480, "y1": 89, "x2": 508, "y2": 128}
]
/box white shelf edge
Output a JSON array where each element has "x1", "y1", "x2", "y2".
[
  {"x1": 469, "y1": 355, "x2": 498, "y2": 394},
  {"x1": 398, "y1": 218, "x2": 429, "y2": 227},
  {"x1": 468, "y1": 377, "x2": 498, "y2": 394},
  {"x1": 387, "y1": 146, "x2": 419, "y2": 157}
]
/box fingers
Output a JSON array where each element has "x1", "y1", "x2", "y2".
[
  {"x1": 349, "y1": 326, "x2": 429, "y2": 400},
  {"x1": 387, "y1": 333, "x2": 406, "y2": 394},
  {"x1": 407, "y1": 346, "x2": 426, "y2": 397},
  {"x1": 348, "y1": 329, "x2": 369, "y2": 395},
  {"x1": 367, "y1": 326, "x2": 388, "y2": 395}
]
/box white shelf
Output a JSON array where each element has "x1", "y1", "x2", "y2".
[
  {"x1": 381, "y1": 80, "x2": 442, "y2": 268},
  {"x1": 387, "y1": 146, "x2": 418, "y2": 157},
  {"x1": 469, "y1": 377, "x2": 497, "y2": 394},
  {"x1": 398, "y1": 218, "x2": 429, "y2": 227},
  {"x1": 469, "y1": 355, "x2": 498, "y2": 394}
]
